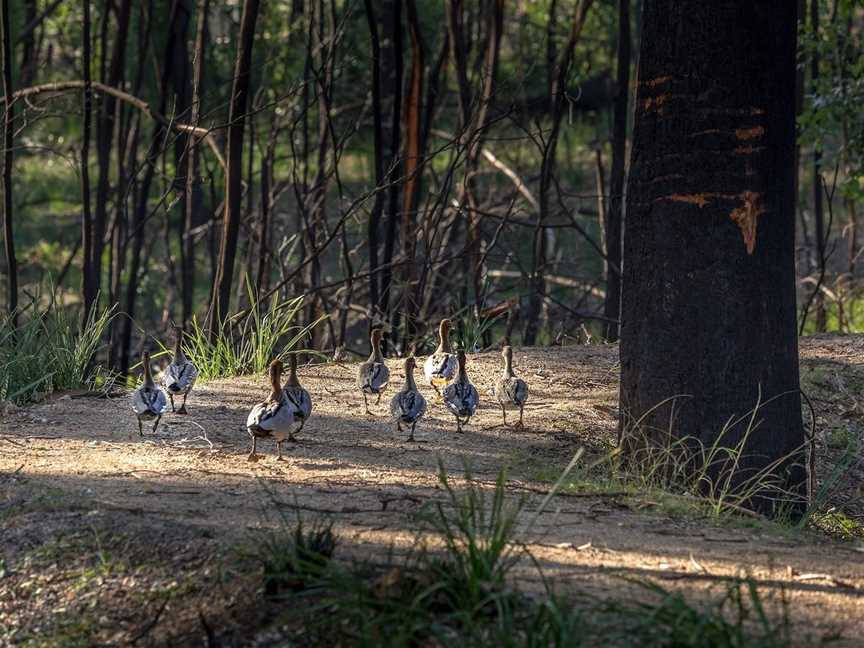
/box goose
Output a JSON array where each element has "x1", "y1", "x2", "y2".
[
  {"x1": 424, "y1": 318, "x2": 457, "y2": 397},
  {"x1": 494, "y1": 345, "x2": 528, "y2": 427},
  {"x1": 442, "y1": 350, "x2": 479, "y2": 433},
  {"x1": 246, "y1": 359, "x2": 296, "y2": 461},
  {"x1": 390, "y1": 357, "x2": 426, "y2": 442},
  {"x1": 131, "y1": 351, "x2": 169, "y2": 435},
  {"x1": 162, "y1": 326, "x2": 198, "y2": 414},
  {"x1": 356, "y1": 328, "x2": 390, "y2": 414},
  {"x1": 284, "y1": 352, "x2": 312, "y2": 434}
]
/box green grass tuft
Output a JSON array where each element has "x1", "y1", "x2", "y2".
[
  {"x1": 183, "y1": 279, "x2": 324, "y2": 380},
  {"x1": 0, "y1": 290, "x2": 115, "y2": 404},
  {"x1": 247, "y1": 464, "x2": 793, "y2": 646}
]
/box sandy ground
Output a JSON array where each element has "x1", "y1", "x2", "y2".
[{"x1": 1, "y1": 339, "x2": 863, "y2": 645}]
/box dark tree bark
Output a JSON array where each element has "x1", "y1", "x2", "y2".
[
  {"x1": 81, "y1": 0, "x2": 96, "y2": 317},
  {"x1": 0, "y1": 0, "x2": 17, "y2": 321},
  {"x1": 183, "y1": 0, "x2": 209, "y2": 324},
  {"x1": 363, "y1": 0, "x2": 384, "y2": 329},
  {"x1": 210, "y1": 0, "x2": 260, "y2": 334},
  {"x1": 397, "y1": 0, "x2": 425, "y2": 347},
  {"x1": 619, "y1": 1, "x2": 807, "y2": 513},
  {"x1": 95, "y1": 0, "x2": 132, "y2": 311},
  {"x1": 603, "y1": 0, "x2": 630, "y2": 342},
  {"x1": 167, "y1": 0, "x2": 193, "y2": 323},
  {"x1": 810, "y1": 0, "x2": 827, "y2": 332},
  {"x1": 379, "y1": 0, "x2": 404, "y2": 347}
]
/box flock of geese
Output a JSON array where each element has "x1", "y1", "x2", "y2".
[{"x1": 131, "y1": 318, "x2": 529, "y2": 461}]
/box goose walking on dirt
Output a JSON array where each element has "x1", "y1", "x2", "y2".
[
  {"x1": 424, "y1": 318, "x2": 457, "y2": 397},
  {"x1": 131, "y1": 351, "x2": 169, "y2": 436},
  {"x1": 246, "y1": 360, "x2": 296, "y2": 461},
  {"x1": 284, "y1": 352, "x2": 313, "y2": 435},
  {"x1": 356, "y1": 328, "x2": 390, "y2": 415},
  {"x1": 390, "y1": 357, "x2": 426, "y2": 442},
  {"x1": 494, "y1": 345, "x2": 528, "y2": 427},
  {"x1": 162, "y1": 326, "x2": 198, "y2": 414},
  {"x1": 442, "y1": 350, "x2": 479, "y2": 433}
]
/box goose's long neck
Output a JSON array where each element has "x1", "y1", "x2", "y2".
[
  {"x1": 173, "y1": 330, "x2": 186, "y2": 363},
  {"x1": 269, "y1": 367, "x2": 282, "y2": 399},
  {"x1": 457, "y1": 357, "x2": 468, "y2": 383},
  {"x1": 438, "y1": 321, "x2": 451, "y2": 353},
  {"x1": 370, "y1": 336, "x2": 383, "y2": 363},
  {"x1": 286, "y1": 355, "x2": 300, "y2": 387},
  {"x1": 142, "y1": 356, "x2": 155, "y2": 388},
  {"x1": 405, "y1": 364, "x2": 417, "y2": 391},
  {"x1": 503, "y1": 353, "x2": 515, "y2": 378}
]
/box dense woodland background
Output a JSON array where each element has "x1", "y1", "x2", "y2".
[{"x1": 0, "y1": 0, "x2": 863, "y2": 379}]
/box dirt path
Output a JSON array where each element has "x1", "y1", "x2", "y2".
[{"x1": 1, "y1": 339, "x2": 863, "y2": 645}]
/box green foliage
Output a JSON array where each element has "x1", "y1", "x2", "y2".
[
  {"x1": 252, "y1": 465, "x2": 791, "y2": 647},
  {"x1": 183, "y1": 282, "x2": 325, "y2": 380},
  {"x1": 798, "y1": 0, "x2": 864, "y2": 202},
  {"x1": 0, "y1": 292, "x2": 115, "y2": 404},
  {"x1": 451, "y1": 303, "x2": 508, "y2": 353}
]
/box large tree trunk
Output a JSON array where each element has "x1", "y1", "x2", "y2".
[
  {"x1": 210, "y1": 0, "x2": 260, "y2": 334},
  {"x1": 602, "y1": 0, "x2": 630, "y2": 342},
  {"x1": 0, "y1": 0, "x2": 17, "y2": 321},
  {"x1": 619, "y1": 1, "x2": 807, "y2": 513}
]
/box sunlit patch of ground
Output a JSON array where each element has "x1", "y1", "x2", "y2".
[{"x1": 1, "y1": 339, "x2": 862, "y2": 645}]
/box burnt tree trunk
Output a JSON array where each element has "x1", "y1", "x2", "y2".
[
  {"x1": 0, "y1": 0, "x2": 17, "y2": 321},
  {"x1": 363, "y1": 0, "x2": 384, "y2": 329},
  {"x1": 810, "y1": 0, "x2": 827, "y2": 332},
  {"x1": 397, "y1": 0, "x2": 425, "y2": 348},
  {"x1": 95, "y1": 0, "x2": 132, "y2": 313},
  {"x1": 183, "y1": 0, "x2": 208, "y2": 324},
  {"x1": 210, "y1": 0, "x2": 260, "y2": 334},
  {"x1": 603, "y1": 0, "x2": 630, "y2": 342},
  {"x1": 619, "y1": 1, "x2": 807, "y2": 513},
  {"x1": 379, "y1": 0, "x2": 404, "y2": 349},
  {"x1": 168, "y1": 0, "x2": 193, "y2": 323},
  {"x1": 81, "y1": 0, "x2": 96, "y2": 317}
]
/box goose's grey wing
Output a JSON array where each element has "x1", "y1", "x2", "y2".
[
  {"x1": 425, "y1": 353, "x2": 456, "y2": 383},
  {"x1": 511, "y1": 379, "x2": 528, "y2": 405},
  {"x1": 442, "y1": 383, "x2": 463, "y2": 415},
  {"x1": 392, "y1": 390, "x2": 426, "y2": 422},
  {"x1": 370, "y1": 363, "x2": 389, "y2": 392},
  {"x1": 134, "y1": 386, "x2": 168, "y2": 415},
  {"x1": 502, "y1": 378, "x2": 528, "y2": 406},
  {"x1": 360, "y1": 362, "x2": 389, "y2": 393},
  {"x1": 248, "y1": 399, "x2": 294, "y2": 434},
  {"x1": 151, "y1": 388, "x2": 169, "y2": 414},
  {"x1": 285, "y1": 386, "x2": 312, "y2": 420},
  {"x1": 246, "y1": 401, "x2": 269, "y2": 429},
  {"x1": 465, "y1": 384, "x2": 479, "y2": 416},
  {"x1": 164, "y1": 361, "x2": 198, "y2": 393},
  {"x1": 131, "y1": 388, "x2": 149, "y2": 415}
]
